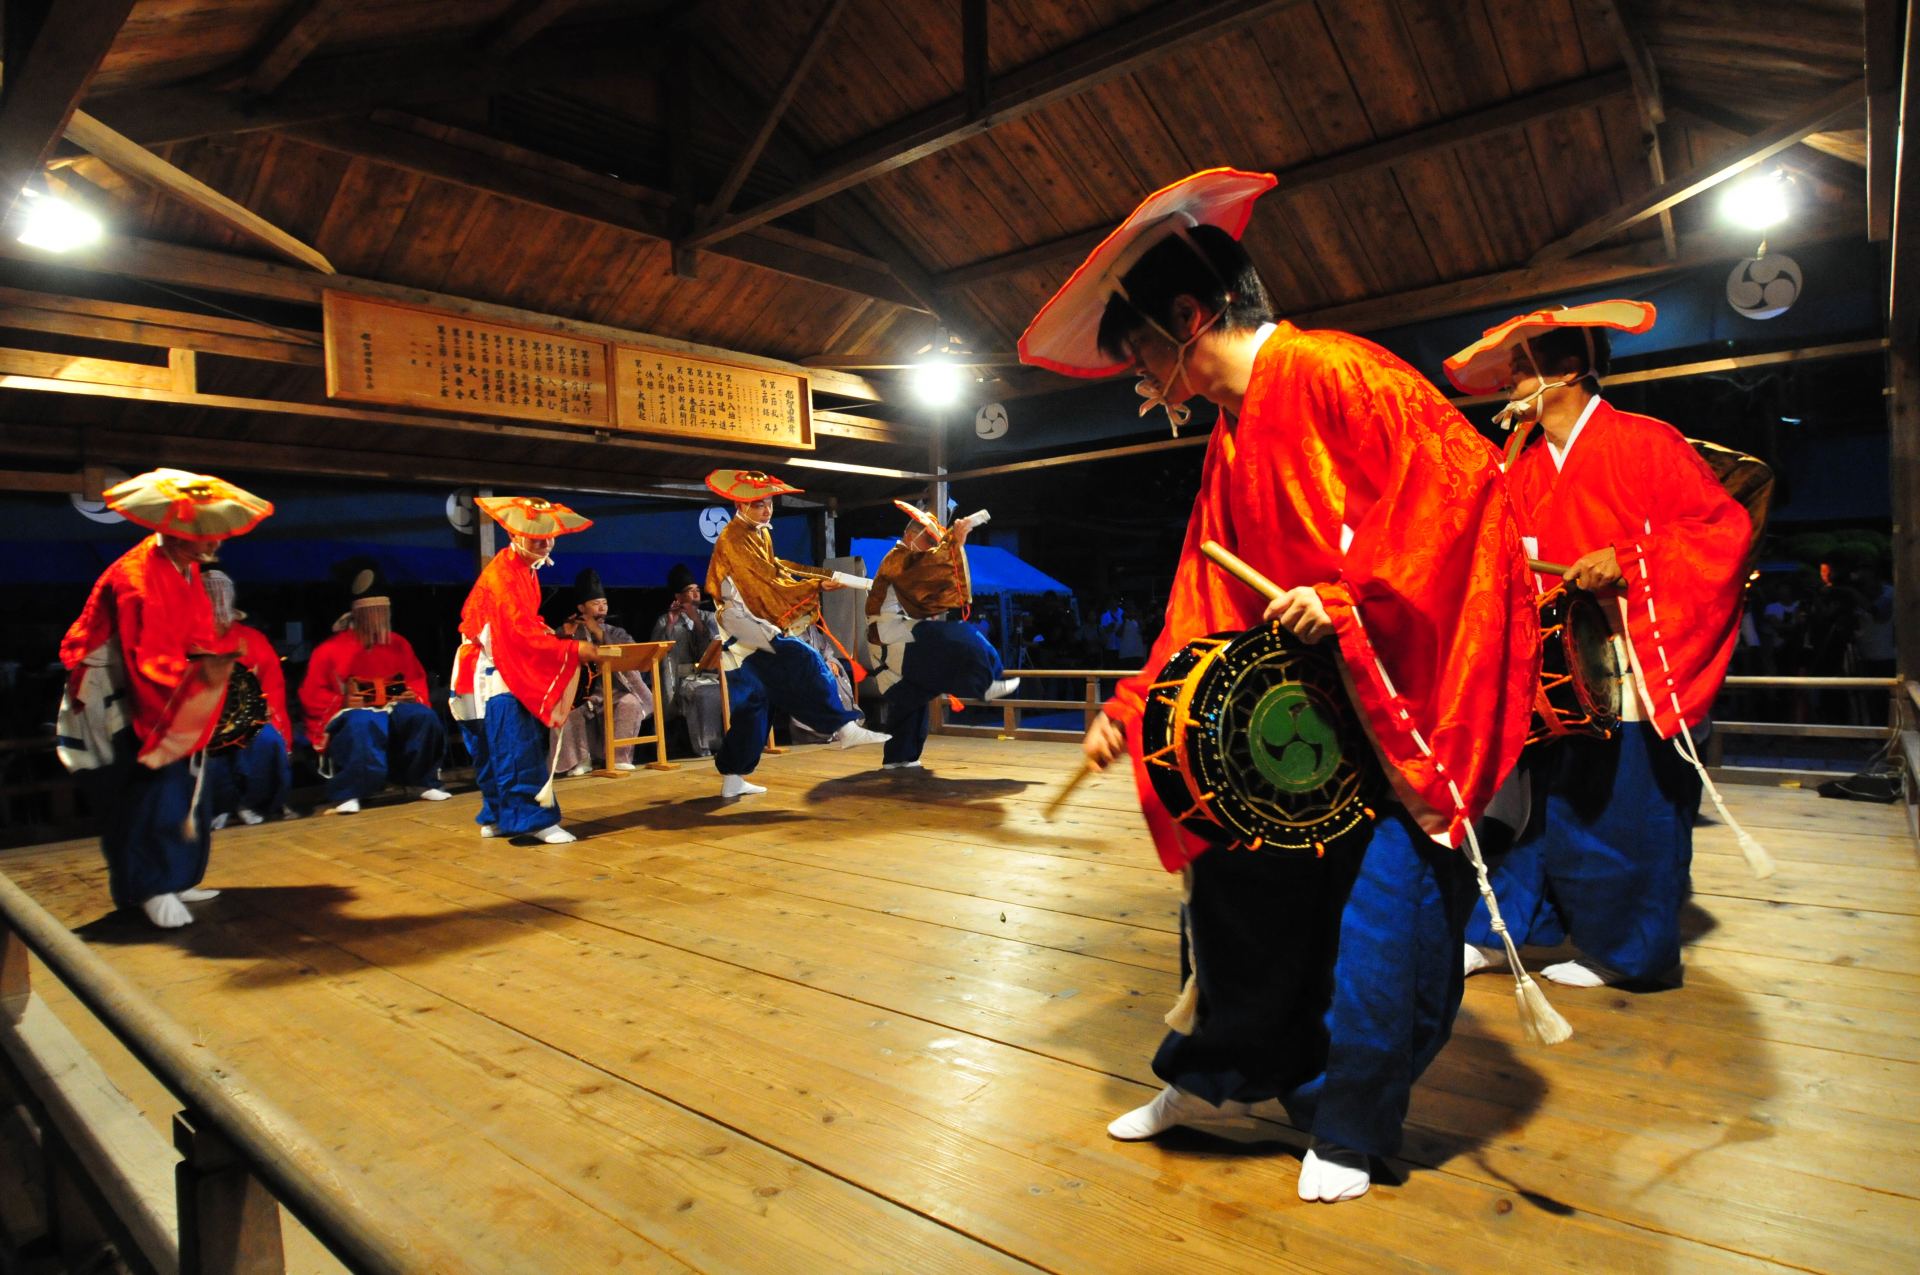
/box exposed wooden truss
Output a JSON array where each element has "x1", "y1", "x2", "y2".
[
  {"x1": 236, "y1": 0, "x2": 353, "y2": 98},
  {"x1": 0, "y1": 0, "x2": 138, "y2": 223}
]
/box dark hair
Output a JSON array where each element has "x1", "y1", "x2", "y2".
[
  {"x1": 1526, "y1": 326, "x2": 1611, "y2": 390},
  {"x1": 1095, "y1": 223, "x2": 1275, "y2": 361}
]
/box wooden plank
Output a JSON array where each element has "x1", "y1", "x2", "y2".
[
  {"x1": 0, "y1": 0, "x2": 138, "y2": 224},
  {"x1": 482, "y1": 0, "x2": 591, "y2": 59},
  {"x1": 682, "y1": 0, "x2": 1314, "y2": 249},
  {"x1": 0, "y1": 284, "x2": 324, "y2": 365},
  {"x1": 238, "y1": 0, "x2": 353, "y2": 98},
  {"x1": 1868, "y1": 0, "x2": 1902, "y2": 242},
  {"x1": 698, "y1": 0, "x2": 852, "y2": 225},
  {"x1": 0, "y1": 346, "x2": 170, "y2": 390},
  {"x1": 1530, "y1": 79, "x2": 1866, "y2": 263},
  {"x1": 62, "y1": 109, "x2": 335, "y2": 273}
]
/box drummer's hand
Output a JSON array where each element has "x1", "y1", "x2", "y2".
[
  {"x1": 820, "y1": 578, "x2": 847, "y2": 592},
  {"x1": 1263, "y1": 586, "x2": 1335, "y2": 644},
  {"x1": 190, "y1": 650, "x2": 240, "y2": 688},
  {"x1": 1082, "y1": 714, "x2": 1127, "y2": 771},
  {"x1": 1566, "y1": 547, "x2": 1622, "y2": 592}
]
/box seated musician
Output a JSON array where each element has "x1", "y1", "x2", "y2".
[
  {"x1": 867, "y1": 501, "x2": 1019, "y2": 770},
  {"x1": 199, "y1": 571, "x2": 297, "y2": 827},
  {"x1": 299, "y1": 562, "x2": 447, "y2": 815},
  {"x1": 650, "y1": 564, "x2": 724, "y2": 757},
  {"x1": 1443, "y1": 304, "x2": 1754, "y2": 989},
  {"x1": 1018, "y1": 169, "x2": 1539, "y2": 1201},
  {"x1": 704, "y1": 468, "x2": 887, "y2": 799},
  {"x1": 554, "y1": 567, "x2": 654, "y2": 775},
  {"x1": 56, "y1": 469, "x2": 273, "y2": 929}
]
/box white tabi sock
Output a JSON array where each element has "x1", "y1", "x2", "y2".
[
  {"x1": 721, "y1": 774, "x2": 767, "y2": 798},
  {"x1": 533, "y1": 824, "x2": 577, "y2": 844},
  {"x1": 177, "y1": 888, "x2": 220, "y2": 902},
  {"x1": 1463, "y1": 943, "x2": 1508, "y2": 977},
  {"x1": 1543, "y1": 959, "x2": 1621, "y2": 988},
  {"x1": 141, "y1": 894, "x2": 193, "y2": 928},
  {"x1": 1299, "y1": 1144, "x2": 1371, "y2": 1202}
]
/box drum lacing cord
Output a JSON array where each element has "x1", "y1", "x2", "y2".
[
  {"x1": 1613, "y1": 592, "x2": 1775, "y2": 880},
  {"x1": 1352, "y1": 618, "x2": 1571, "y2": 1046}
]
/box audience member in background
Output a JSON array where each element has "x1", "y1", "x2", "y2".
[
  {"x1": 651, "y1": 564, "x2": 725, "y2": 757},
  {"x1": 554, "y1": 568, "x2": 653, "y2": 775},
  {"x1": 200, "y1": 571, "x2": 296, "y2": 827}
]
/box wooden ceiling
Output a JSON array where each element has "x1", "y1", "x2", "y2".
[{"x1": 0, "y1": 0, "x2": 1883, "y2": 500}]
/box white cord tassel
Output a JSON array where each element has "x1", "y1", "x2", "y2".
[
  {"x1": 1673, "y1": 723, "x2": 1775, "y2": 879},
  {"x1": 533, "y1": 724, "x2": 566, "y2": 808},
  {"x1": 180, "y1": 751, "x2": 209, "y2": 840},
  {"x1": 1460, "y1": 819, "x2": 1572, "y2": 1046}
]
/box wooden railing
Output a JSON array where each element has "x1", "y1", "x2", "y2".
[
  {"x1": 934, "y1": 671, "x2": 1909, "y2": 785},
  {"x1": 0, "y1": 870, "x2": 459, "y2": 1274}
]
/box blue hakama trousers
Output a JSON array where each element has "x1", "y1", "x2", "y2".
[
  {"x1": 714, "y1": 636, "x2": 861, "y2": 777},
  {"x1": 206, "y1": 723, "x2": 291, "y2": 819},
  {"x1": 880, "y1": 620, "x2": 1002, "y2": 765},
  {"x1": 1153, "y1": 808, "x2": 1473, "y2": 1157},
  {"x1": 83, "y1": 729, "x2": 213, "y2": 909},
  {"x1": 1465, "y1": 723, "x2": 1701, "y2": 981},
  {"x1": 324, "y1": 704, "x2": 446, "y2": 804},
  {"x1": 461, "y1": 693, "x2": 559, "y2": 835}
]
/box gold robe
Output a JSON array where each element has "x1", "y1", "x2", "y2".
[
  {"x1": 705, "y1": 516, "x2": 821, "y2": 631},
  {"x1": 866, "y1": 536, "x2": 971, "y2": 636}
]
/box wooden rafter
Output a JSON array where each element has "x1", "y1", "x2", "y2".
[
  {"x1": 1530, "y1": 79, "x2": 1866, "y2": 264},
  {"x1": 238, "y1": 0, "x2": 353, "y2": 98},
  {"x1": 0, "y1": 0, "x2": 138, "y2": 224},
  {"x1": 1893, "y1": 0, "x2": 1920, "y2": 346},
  {"x1": 680, "y1": 0, "x2": 1310, "y2": 250},
  {"x1": 81, "y1": 21, "x2": 667, "y2": 147},
  {"x1": 285, "y1": 116, "x2": 928, "y2": 311},
  {"x1": 63, "y1": 108, "x2": 334, "y2": 272},
  {"x1": 1592, "y1": 0, "x2": 1676, "y2": 259},
  {"x1": 1867, "y1": 0, "x2": 1903, "y2": 243},
  {"x1": 935, "y1": 68, "x2": 1635, "y2": 291},
  {"x1": 1664, "y1": 92, "x2": 1867, "y2": 191},
  {"x1": 482, "y1": 0, "x2": 590, "y2": 59},
  {"x1": 699, "y1": 0, "x2": 851, "y2": 226}
]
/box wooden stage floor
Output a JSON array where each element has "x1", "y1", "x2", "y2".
[{"x1": 5, "y1": 737, "x2": 1917, "y2": 1273}]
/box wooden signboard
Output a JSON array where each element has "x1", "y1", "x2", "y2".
[
  {"x1": 323, "y1": 291, "x2": 612, "y2": 427},
  {"x1": 611, "y1": 345, "x2": 813, "y2": 449}
]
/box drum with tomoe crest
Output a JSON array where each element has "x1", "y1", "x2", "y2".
[{"x1": 1140, "y1": 621, "x2": 1384, "y2": 857}]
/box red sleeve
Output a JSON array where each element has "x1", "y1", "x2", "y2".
[
  {"x1": 299, "y1": 634, "x2": 348, "y2": 751},
  {"x1": 1612, "y1": 420, "x2": 1751, "y2": 736}
]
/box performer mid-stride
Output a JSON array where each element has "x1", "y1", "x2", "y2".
[
  {"x1": 866, "y1": 501, "x2": 1019, "y2": 770},
  {"x1": 57, "y1": 469, "x2": 274, "y2": 929},
  {"x1": 453, "y1": 496, "x2": 596, "y2": 844},
  {"x1": 1019, "y1": 169, "x2": 1542, "y2": 1201},
  {"x1": 704, "y1": 468, "x2": 887, "y2": 798},
  {"x1": 1443, "y1": 303, "x2": 1758, "y2": 989}
]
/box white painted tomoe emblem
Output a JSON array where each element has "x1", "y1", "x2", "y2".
[
  {"x1": 699, "y1": 506, "x2": 733, "y2": 544},
  {"x1": 974, "y1": 401, "x2": 1010, "y2": 440},
  {"x1": 1726, "y1": 254, "x2": 1801, "y2": 320}
]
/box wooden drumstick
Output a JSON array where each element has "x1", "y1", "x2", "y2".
[
  {"x1": 1201, "y1": 540, "x2": 1284, "y2": 603},
  {"x1": 1528, "y1": 557, "x2": 1571, "y2": 575},
  {"x1": 1043, "y1": 761, "x2": 1100, "y2": 822}
]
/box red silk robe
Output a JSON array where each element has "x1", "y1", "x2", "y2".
[
  {"x1": 1508, "y1": 400, "x2": 1750, "y2": 738},
  {"x1": 455, "y1": 547, "x2": 579, "y2": 725},
  {"x1": 298, "y1": 630, "x2": 432, "y2": 750},
  {"x1": 59, "y1": 535, "x2": 236, "y2": 766},
  {"x1": 1107, "y1": 324, "x2": 1538, "y2": 866},
  {"x1": 228, "y1": 621, "x2": 292, "y2": 753}
]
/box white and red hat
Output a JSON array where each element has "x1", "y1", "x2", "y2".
[
  {"x1": 1018, "y1": 167, "x2": 1278, "y2": 379},
  {"x1": 1443, "y1": 300, "x2": 1657, "y2": 395}
]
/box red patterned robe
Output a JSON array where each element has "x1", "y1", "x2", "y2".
[
  {"x1": 455, "y1": 547, "x2": 579, "y2": 726},
  {"x1": 228, "y1": 621, "x2": 292, "y2": 753},
  {"x1": 1107, "y1": 323, "x2": 1538, "y2": 869},
  {"x1": 60, "y1": 535, "x2": 236, "y2": 766},
  {"x1": 300, "y1": 630, "x2": 432, "y2": 750},
  {"x1": 1507, "y1": 400, "x2": 1750, "y2": 735}
]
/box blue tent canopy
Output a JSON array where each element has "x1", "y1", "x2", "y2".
[{"x1": 849, "y1": 539, "x2": 1070, "y2": 595}]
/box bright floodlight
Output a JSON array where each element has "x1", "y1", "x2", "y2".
[
  {"x1": 912, "y1": 359, "x2": 962, "y2": 407},
  {"x1": 16, "y1": 191, "x2": 104, "y2": 253},
  {"x1": 1719, "y1": 171, "x2": 1788, "y2": 231}
]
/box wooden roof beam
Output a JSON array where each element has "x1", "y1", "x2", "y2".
[
  {"x1": 1592, "y1": 0, "x2": 1675, "y2": 259},
  {"x1": 1530, "y1": 79, "x2": 1866, "y2": 264},
  {"x1": 1893, "y1": 0, "x2": 1920, "y2": 347},
  {"x1": 238, "y1": 0, "x2": 353, "y2": 99},
  {"x1": 1664, "y1": 92, "x2": 1867, "y2": 193},
  {"x1": 698, "y1": 0, "x2": 851, "y2": 226},
  {"x1": 64, "y1": 108, "x2": 335, "y2": 273},
  {"x1": 80, "y1": 21, "x2": 666, "y2": 147},
  {"x1": 679, "y1": 0, "x2": 1310, "y2": 250},
  {"x1": 935, "y1": 68, "x2": 1635, "y2": 291},
  {"x1": 0, "y1": 0, "x2": 138, "y2": 224},
  {"x1": 286, "y1": 116, "x2": 928, "y2": 311},
  {"x1": 1867, "y1": 0, "x2": 1902, "y2": 243},
  {"x1": 482, "y1": 0, "x2": 591, "y2": 59}
]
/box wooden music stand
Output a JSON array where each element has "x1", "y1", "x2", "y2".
[
  {"x1": 590, "y1": 640, "x2": 676, "y2": 774},
  {"x1": 704, "y1": 638, "x2": 783, "y2": 754}
]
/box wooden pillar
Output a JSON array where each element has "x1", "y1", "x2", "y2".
[
  {"x1": 1, "y1": 921, "x2": 27, "y2": 1018},
  {"x1": 173, "y1": 1110, "x2": 285, "y2": 1275},
  {"x1": 473, "y1": 486, "x2": 495, "y2": 570},
  {"x1": 1891, "y1": 0, "x2": 1920, "y2": 679},
  {"x1": 927, "y1": 408, "x2": 948, "y2": 523}
]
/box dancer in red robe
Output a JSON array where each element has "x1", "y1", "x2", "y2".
[
  {"x1": 1444, "y1": 303, "x2": 1759, "y2": 989},
  {"x1": 57, "y1": 469, "x2": 273, "y2": 928},
  {"x1": 1020, "y1": 169, "x2": 1548, "y2": 1203}
]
